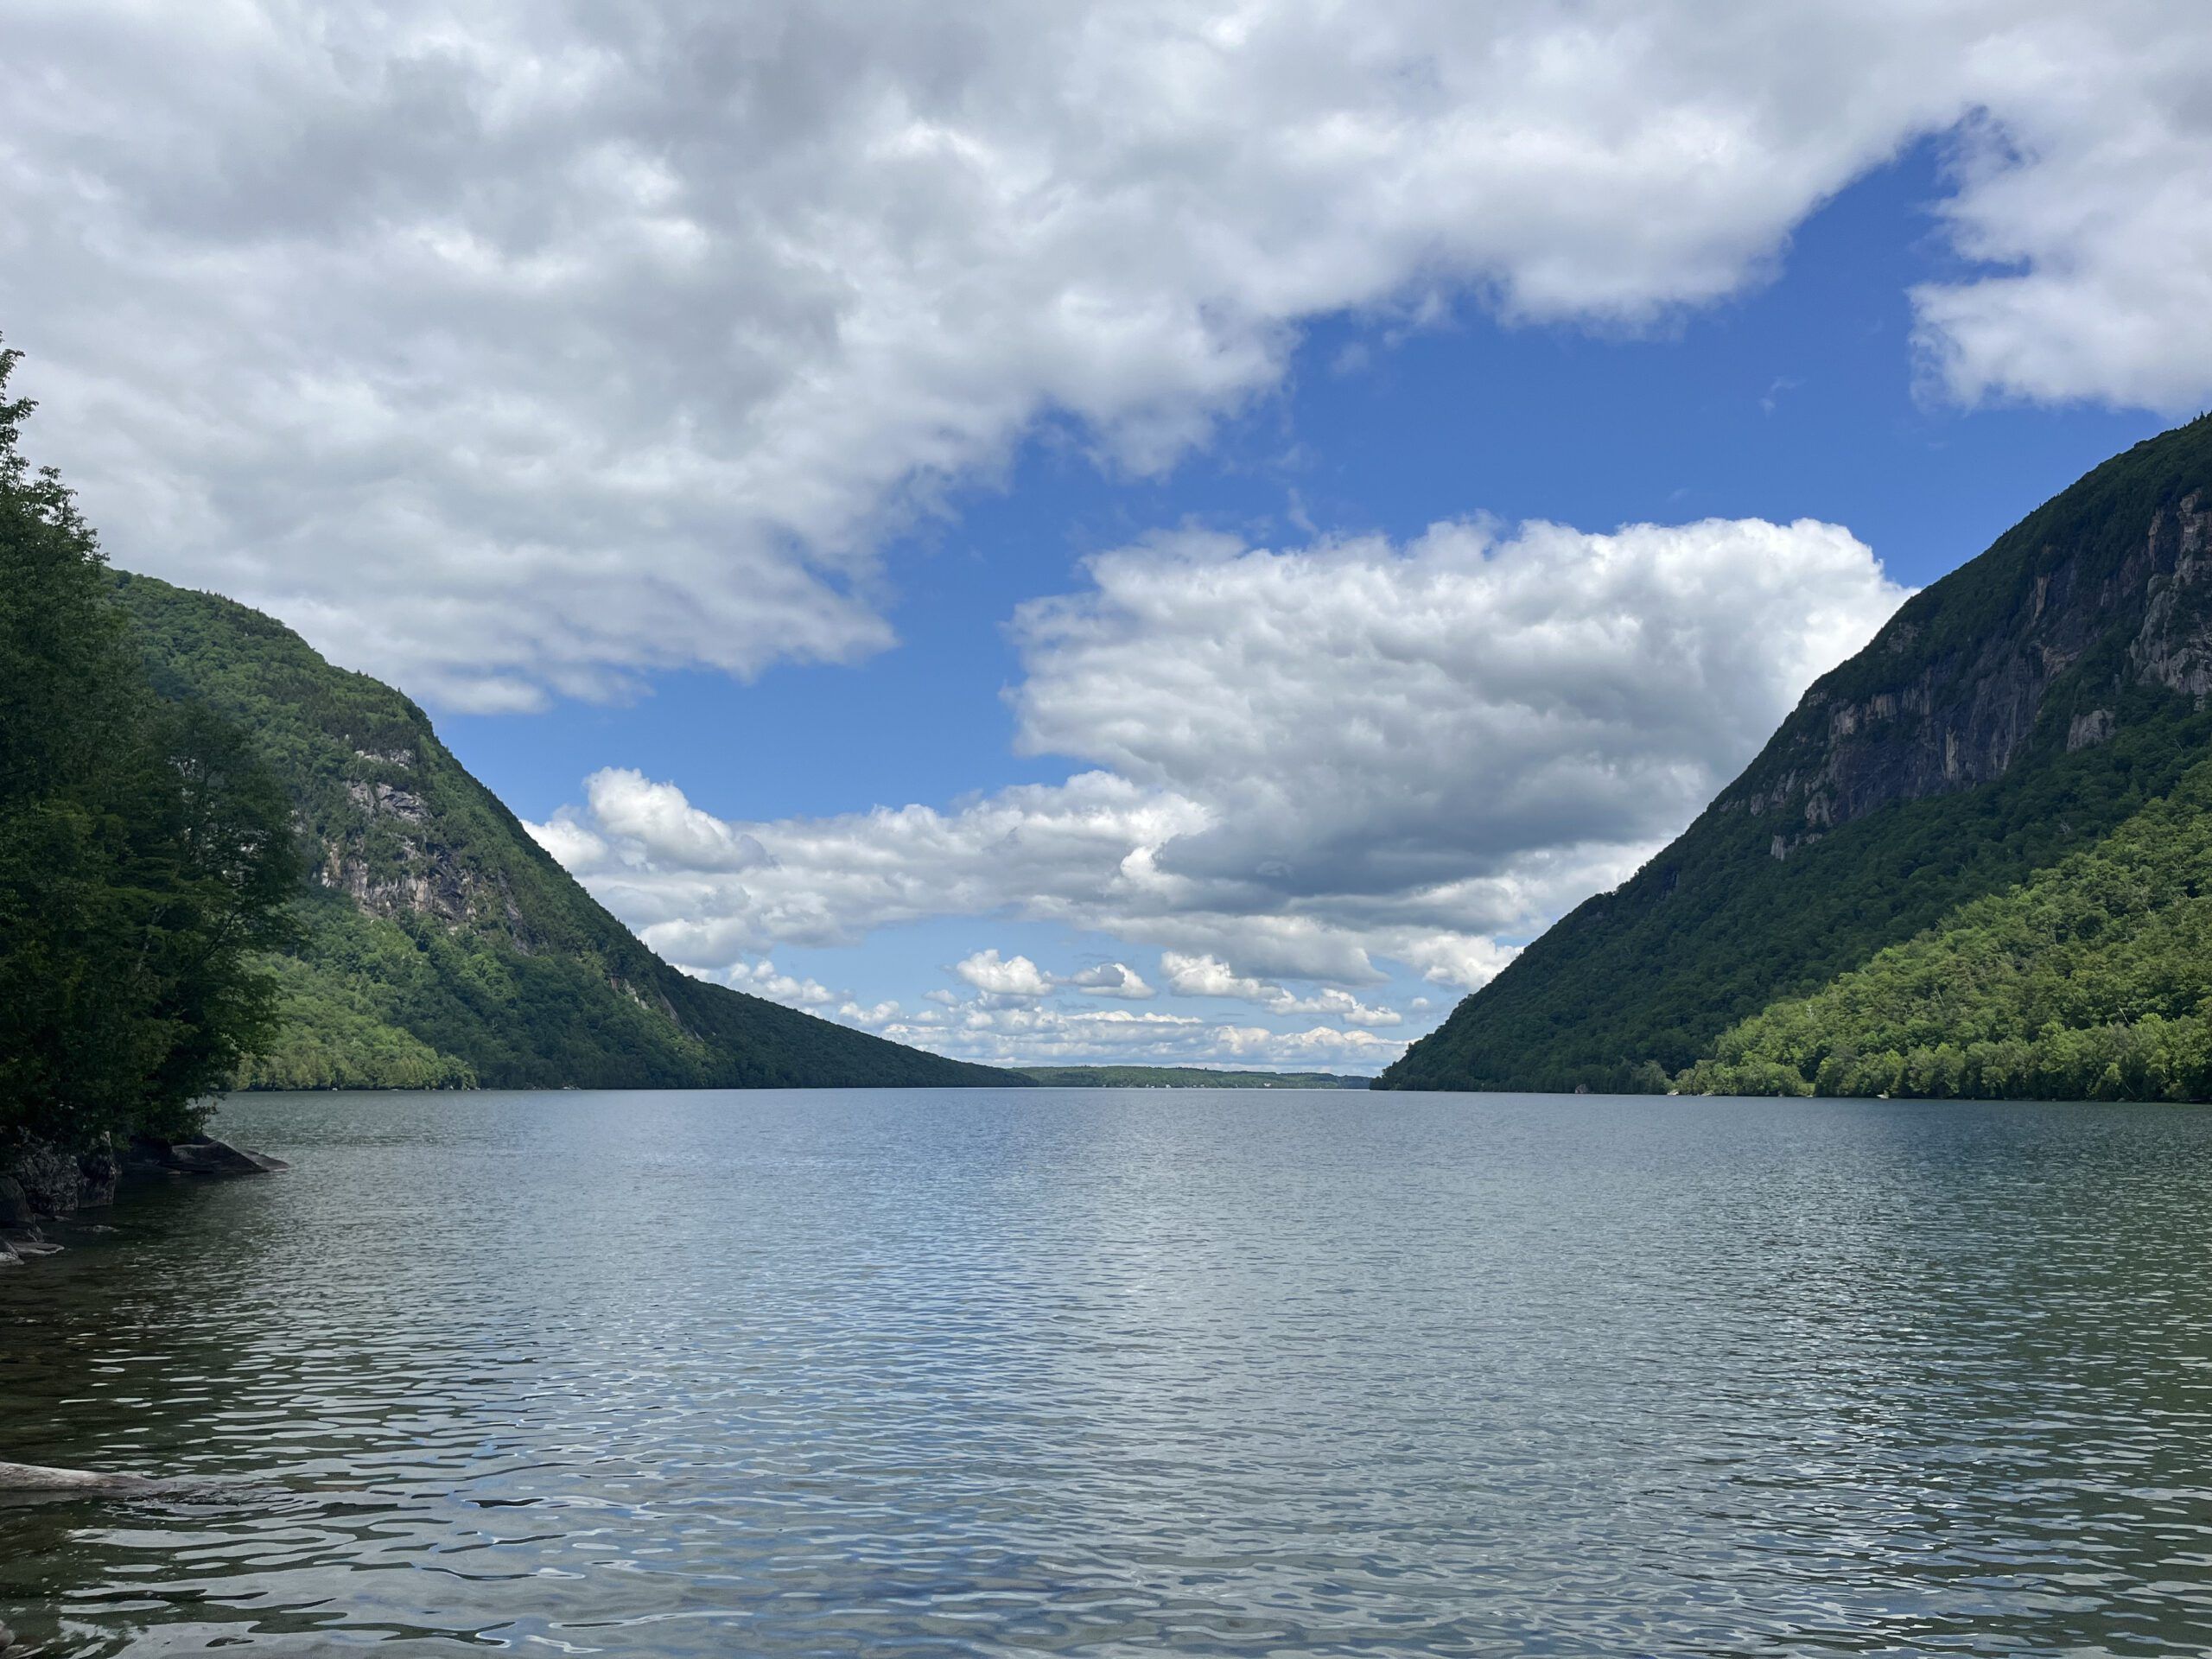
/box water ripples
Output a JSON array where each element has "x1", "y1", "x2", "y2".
[{"x1": 4, "y1": 1090, "x2": 2212, "y2": 1653}]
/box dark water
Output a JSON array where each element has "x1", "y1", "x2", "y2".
[{"x1": 4, "y1": 1091, "x2": 2212, "y2": 1656}]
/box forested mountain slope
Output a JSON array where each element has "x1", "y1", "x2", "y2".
[
  {"x1": 1381, "y1": 416, "x2": 2212, "y2": 1093},
  {"x1": 1680, "y1": 756, "x2": 2212, "y2": 1100},
  {"x1": 111, "y1": 573, "x2": 1015, "y2": 1091}
]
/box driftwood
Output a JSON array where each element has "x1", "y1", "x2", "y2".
[{"x1": 0, "y1": 1459, "x2": 159, "y2": 1495}]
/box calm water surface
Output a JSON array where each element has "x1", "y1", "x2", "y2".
[{"x1": 3, "y1": 1090, "x2": 2212, "y2": 1655}]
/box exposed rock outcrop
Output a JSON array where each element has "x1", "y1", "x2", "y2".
[
  {"x1": 0, "y1": 1142, "x2": 117, "y2": 1224},
  {"x1": 1, "y1": 1133, "x2": 283, "y2": 1262},
  {"x1": 1723, "y1": 491, "x2": 2212, "y2": 842}
]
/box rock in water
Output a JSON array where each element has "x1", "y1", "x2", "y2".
[{"x1": 123, "y1": 1136, "x2": 289, "y2": 1177}]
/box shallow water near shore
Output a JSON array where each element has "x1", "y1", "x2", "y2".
[{"x1": 4, "y1": 1089, "x2": 2212, "y2": 1656}]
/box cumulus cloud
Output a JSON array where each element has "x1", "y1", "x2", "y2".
[
  {"x1": 531, "y1": 513, "x2": 1909, "y2": 995},
  {"x1": 952, "y1": 949, "x2": 1055, "y2": 1000},
  {"x1": 1910, "y1": 22, "x2": 2212, "y2": 408},
  {"x1": 1160, "y1": 953, "x2": 1400, "y2": 1026},
  {"x1": 1065, "y1": 962, "x2": 1156, "y2": 1001},
  {"x1": 576, "y1": 770, "x2": 772, "y2": 874},
  {"x1": 951, "y1": 948, "x2": 1156, "y2": 1002},
  {"x1": 695, "y1": 958, "x2": 838, "y2": 1009},
  {"x1": 839, "y1": 996, "x2": 1409, "y2": 1071},
  {"x1": 3, "y1": 1, "x2": 2204, "y2": 706}
]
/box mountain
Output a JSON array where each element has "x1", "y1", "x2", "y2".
[
  {"x1": 110, "y1": 571, "x2": 1016, "y2": 1091},
  {"x1": 1381, "y1": 416, "x2": 2212, "y2": 1093}
]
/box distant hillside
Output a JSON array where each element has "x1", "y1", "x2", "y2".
[
  {"x1": 1018, "y1": 1066, "x2": 1370, "y2": 1089},
  {"x1": 111, "y1": 572, "x2": 1017, "y2": 1091},
  {"x1": 1382, "y1": 416, "x2": 2212, "y2": 1094}
]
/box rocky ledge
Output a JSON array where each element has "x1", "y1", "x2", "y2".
[{"x1": 0, "y1": 1134, "x2": 286, "y2": 1266}]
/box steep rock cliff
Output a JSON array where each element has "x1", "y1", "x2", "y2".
[{"x1": 1381, "y1": 416, "x2": 2212, "y2": 1092}]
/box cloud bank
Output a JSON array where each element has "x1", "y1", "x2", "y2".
[
  {"x1": 3, "y1": 0, "x2": 2205, "y2": 705},
  {"x1": 533, "y1": 515, "x2": 1910, "y2": 1033}
]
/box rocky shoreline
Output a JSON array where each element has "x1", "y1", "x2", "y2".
[{"x1": 0, "y1": 1135, "x2": 285, "y2": 1267}]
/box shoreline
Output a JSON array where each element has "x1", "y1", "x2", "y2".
[{"x1": 0, "y1": 1135, "x2": 285, "y2": 1267}]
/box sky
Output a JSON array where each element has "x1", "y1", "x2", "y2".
[{"x1": 5, "y1": 1, "x2": 2209, "y2": 1072}]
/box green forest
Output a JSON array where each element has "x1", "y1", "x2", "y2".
[
  {"x1": 0, "y1": 342, "x2": 296, "y2": 1153},
  {"x1": 1681, "y1": 757, "x2": 2212, "y2": 1100}
]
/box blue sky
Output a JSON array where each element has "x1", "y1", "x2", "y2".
[
  {"x1": 438, "y1": 140, "x2": 2163, "y2": 1068},
  {"x1": 7, "y1": 3, "x2": 2205, "y2": 1070}
]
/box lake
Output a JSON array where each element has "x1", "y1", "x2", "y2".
[{"x1": 3, "y1": 1090, "x2": 2211, "y2": 1655}]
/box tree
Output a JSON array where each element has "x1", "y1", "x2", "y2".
[{"x1": 0, "y1": 337, "x2": 297, "y2": 1150}]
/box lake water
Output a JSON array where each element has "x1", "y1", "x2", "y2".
[{"x1": 4, "y1": 1090, "x2": 2212, "y2": 1656}]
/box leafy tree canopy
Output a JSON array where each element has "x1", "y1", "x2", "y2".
[{"x1": 0, "y1": 339, "x2": 297, "y2": 1150}]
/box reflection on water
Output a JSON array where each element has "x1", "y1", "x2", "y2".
[{"x1": 4, "y1": 1090, "x2": 2212, "y2": 1655}]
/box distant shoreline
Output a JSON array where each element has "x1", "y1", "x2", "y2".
[{"x1": 1013, "y1": 1066, "x2": 1372, "y2": 1090}]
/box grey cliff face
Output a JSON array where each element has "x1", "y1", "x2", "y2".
[
  {"x1": 315, "y1": 742, "x2": 539, "y2": 951},
  {"x1": 1729, "y1": 492, "x2": 2212, "y2": 859}
]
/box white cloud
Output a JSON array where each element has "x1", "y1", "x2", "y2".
[
  {"x1": 950, "y1": 948, "x2": 1156, "y2": 1002},
  {"x1": 696, "y1": 958, "x2": 838, "y2": 1009},
  {"x1": 952, "y1": 948, "x2": 1055, "y2": 1000},
  {"x1": 531, "y1": 512, "x2": 1908, "y2": 1004},
  {"x1": 1065, "y1": 962, "x2": 1157, "y2": 1000},
  {"x1": 3, "y1": 1, "x2": 2205, "y2": 705},
  {"x1": 1910, "y1": 22, "x2": 2212, "y2": 408},
  {"x1": 582, "y1": 770, "x2": 772, "y2": 874},
  {"x1": 839, "y1": 996, "x2": 1408, "y2": 1072},
  {"x1": 525, "y1": 815, "x2": 610, "y2": 874},
  {"x1": 1160, "y1": 952, "x2": 1400, "y2": 1026}
]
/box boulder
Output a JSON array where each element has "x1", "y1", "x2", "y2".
[
  {"x1": 0, "y1": 1140, "x2": 124, "y2": 1222},
  {"x1": 124, "y1": 1136, "x2": 289, "y2": 1177},
  {"x1": 76, "y1": 1143, "x2": 118, "y2": 1207},
  {"x1": 3, "y1": 1146, "x2": 87, "y2": 1217}
]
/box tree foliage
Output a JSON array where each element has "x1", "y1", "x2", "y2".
[
  {"x1": 0, "y1": 341, "x2": 296, "y2": 1149},
  {"x1": 1681, "y1": 758, "x2": 2212, "y2": 1101}
]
